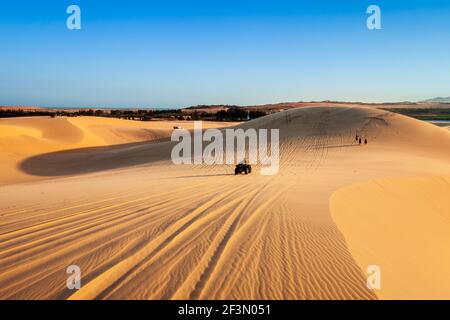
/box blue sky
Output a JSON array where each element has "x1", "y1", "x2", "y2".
[{"x1": 1, "y1": 0, "x2": 450, "y2": 108}]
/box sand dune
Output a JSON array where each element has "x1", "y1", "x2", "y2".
[
  {"x1": 0, "y1": 107, "x2": 449, "y2": 299},
  {"x1": 0, "y1": 117, "x2": 233, "y2": 184},
  {"x1": 331, "y1": 176, "x2": 450, "y2": 299}
]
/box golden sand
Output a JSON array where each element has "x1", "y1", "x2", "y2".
[{"x1": 0, "y1": 107, "x2": 449, "y2": 299}]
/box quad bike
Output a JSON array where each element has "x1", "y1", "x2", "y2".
[{"x1": 235, "y1": 162, "x2": 252, "y2": 175}]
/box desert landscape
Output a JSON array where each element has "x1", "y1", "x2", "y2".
[{"x1": 1, "y1": 106, "x2": 450, "y2": 300}]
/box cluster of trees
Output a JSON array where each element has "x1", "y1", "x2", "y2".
[
  {"x1": 109, "y1": 109, "x2": 185, "y2": 121},
  {"x1": 0, "y1": 109, "x2": 101, "y2": 118},
  {"x1": 0, "y1": 109, "x2": 56, "y2": 118},
  {"x1": 0, "y1": 108, "x2": 186, "y2": 120},
  {"x1": 0, "y1": 107, "x2": 269, "y2": 122},
  {"x1": 384, "y1": 108, "x2": 450, "y2": 121},
  {"x1": 215, "y1": 108, "x2": 267, "y2": 121}
]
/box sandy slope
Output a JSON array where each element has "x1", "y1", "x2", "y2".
[
  {"x1": 0, "y1": 107, "x2": 449, "y2": 300},
  {"x1": 0, "y1": 117, "x2": 233, "y2": 184},
  {"x1": 330, "y1": 176, "x2": 450, "y2": 299}
]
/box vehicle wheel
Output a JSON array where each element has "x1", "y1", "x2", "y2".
[{"x1": 235, "y1": 169, "x2": 239, "y2": 175}]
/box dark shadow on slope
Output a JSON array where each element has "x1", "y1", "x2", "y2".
[{"x1": 20, "y1": 139, "x2": 175, "y2": 177}]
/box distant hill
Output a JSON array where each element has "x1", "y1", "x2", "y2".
[{"x1": 421, "y1": 97, "x2": 450, "y2": 103}]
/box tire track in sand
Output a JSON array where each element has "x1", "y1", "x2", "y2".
[
  {"x1": 68, "y1": 185, "x2": 252, "y2": 300},
  {"x1": 169, "y1": 182, "x2": 273, "y2": 299}
]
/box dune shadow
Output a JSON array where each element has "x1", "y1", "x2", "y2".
[{"x1": 20, "y1": 139, "x2": 174, "y2": 178}]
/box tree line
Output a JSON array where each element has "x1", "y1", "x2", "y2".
[{"x1": 0, "y1": 107, "x2": 269, "y2": 122}]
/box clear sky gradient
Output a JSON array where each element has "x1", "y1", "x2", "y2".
[{"x1": 1, "y1": 0, "x2": 449, "y2": 108}]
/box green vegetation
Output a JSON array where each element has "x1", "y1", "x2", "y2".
[
  {"x1": 383, "y1": 108, "x2": 450, "y2": 121},
  {"x1": 215, "y1": 108, "x2": 267, "y2": 121},
  {"x1": 0, "y1": 109, "x2": 57, "y2": 118},
  {"x1": 0, "y1": 107, "x2": 268, "y2": 122}
]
